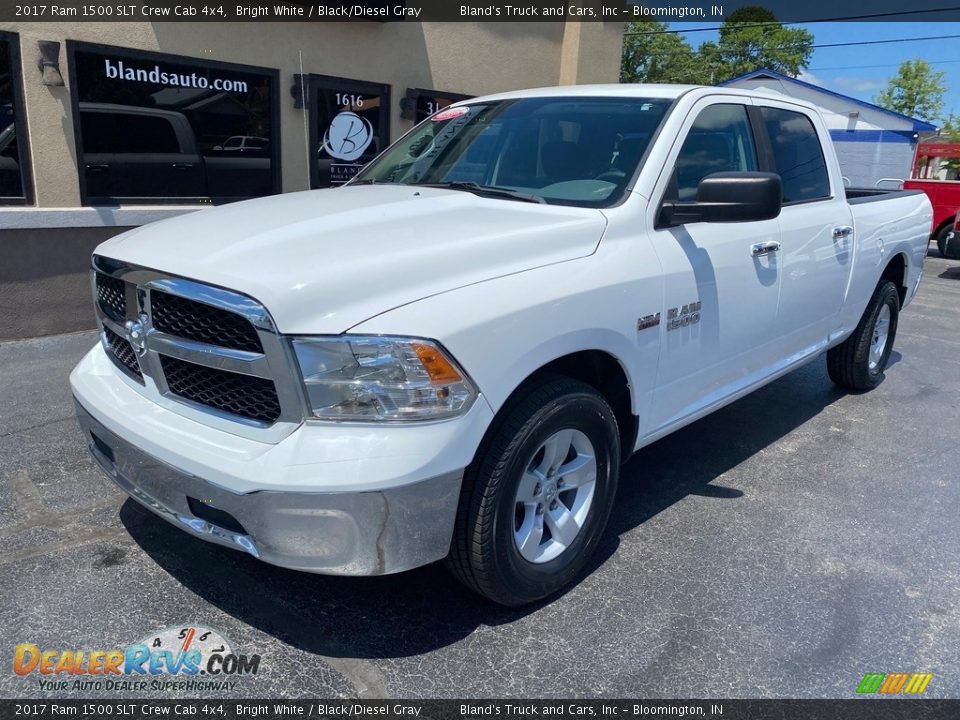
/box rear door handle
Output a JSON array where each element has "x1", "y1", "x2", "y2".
[
  {"x1": 751, "y1": 240, "x2": 781, "y2": 257},
  {"x1": 86, "y1": 163, "x2": 109, "y2": 172},
  {"x1": 171, "y1": 163, "x2": 194, "y2": 170},
  {"x1": 833, "y1": 225, "x2": 853, "y2": 240}
]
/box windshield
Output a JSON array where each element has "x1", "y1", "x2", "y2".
[{"x1": 350, "y1": 96, "x2": 672, "y2": 207}]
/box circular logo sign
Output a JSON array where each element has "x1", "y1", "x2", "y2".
[{"x1": 322, "y1": 111, "x2": 374, "y2": 162}]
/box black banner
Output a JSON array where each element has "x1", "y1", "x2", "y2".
[
  {"x1": 3, "y1": 0, "x2": 960, "y2": 23},
  {"x1": 4, "y1": 700, "x2": 960, "y2": 720}
]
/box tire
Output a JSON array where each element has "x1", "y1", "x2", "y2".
[
  {"x1": 827, "y1": 280, "x2": 899, "y2": 391},
  {"x1": 446, "y1": 375, "x2": 620, "y2": 606},
  {"x1": 937, "y1": 222, "x2": 960, "y2": 259}
]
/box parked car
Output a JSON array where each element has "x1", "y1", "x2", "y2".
[
  {"x1": 213, "y1": 135, "x2": 270, "y2": 152},
  {"x1": 901, "y1": 141, "x2": 960, "y2": 253},
  {"x1": 79, "y1": 102, "x2": 273, "y2": 202},
  {"x1": 71, "y1": 85, "x2": 932, "y2": 606}
]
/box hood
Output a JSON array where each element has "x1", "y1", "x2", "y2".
[{"x1": 95, "y1": 186, "x2": 607, "y2": 334}]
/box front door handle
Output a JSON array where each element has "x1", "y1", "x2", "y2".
[
  {"x1": 751, "y1": 240, "x2": 781, "y2": 257},
  {"x1": 833, "y1": 225, "x2": 854, "y2": 240},
  {"x1": 172, "y1": 163, "x2": 194, "y2": 170}
]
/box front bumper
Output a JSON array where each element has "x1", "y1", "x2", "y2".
[{"x1": 75, "y1": 398, "x2": 464, "y2": 575}]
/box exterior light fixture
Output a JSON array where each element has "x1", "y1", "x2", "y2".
[{"x1": 37, "y1": 41, "x2": 64, "y2": 86}]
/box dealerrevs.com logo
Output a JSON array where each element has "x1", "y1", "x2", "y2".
[{"x1": 13, "y1": 625, "x2": 261, "y2": 693}]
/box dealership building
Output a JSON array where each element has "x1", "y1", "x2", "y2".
[{"x1": 0, "y1": 21, "x2": 623, "y2": 339}]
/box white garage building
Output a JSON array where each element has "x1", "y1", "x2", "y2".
[{"x1": 723, "y1": 68, "x2": 937, "y2": 189}]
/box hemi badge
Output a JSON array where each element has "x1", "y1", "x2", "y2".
[{"x1": 637, "y1": 312, "x2": 661, "y2": 331}]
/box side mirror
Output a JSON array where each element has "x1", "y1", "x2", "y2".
[{"x1": 659, "y1": 171, "x2": 782, "y2": 227}]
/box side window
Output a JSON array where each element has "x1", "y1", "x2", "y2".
[
  {"x1": 671, "y1": 104, "x2": 758, "y2": 201},
  {"x1": 760, "y1": 107, "x2": 831, "y2": 203}
]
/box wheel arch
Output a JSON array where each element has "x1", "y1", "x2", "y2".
[
  {"x1": 880, "y1": 252, "x2": 909, "y2": 308},
  {"x1": 933, "y1": 214, "x2": 956, "y2": 239},
  {"x1": 479, "y1": 349, "x2": 639, "y2": 465}
]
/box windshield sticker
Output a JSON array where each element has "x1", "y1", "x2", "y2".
[{"x1": 431, "y1": 106, "x2": 470, "y2": 122}]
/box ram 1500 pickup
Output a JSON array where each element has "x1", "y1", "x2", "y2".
[{"x1": 71, "y1": 85, "x2": 933, "y2": 605}]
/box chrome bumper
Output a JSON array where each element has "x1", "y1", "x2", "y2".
[{"x1": 75, "y1": 399, "x2": 463, "y2": 575}]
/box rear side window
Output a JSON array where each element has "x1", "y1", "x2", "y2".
[
  {"x1": 81, "y1": 112, "x2": 181, "y2": 154},
  {"x1": 671, "y1": 104, "x2": 758, "y2": 201},
  {"x1": 759, "y1": 107, "x2": 831, "y2": 203}
]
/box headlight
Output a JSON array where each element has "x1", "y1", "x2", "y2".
[{"x1": 291, "y1": 336, "x2": 478, "y2": 422}]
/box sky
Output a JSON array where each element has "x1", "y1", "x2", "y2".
[{"x1": 670, "y1": 21, "x2": 960, "y2": 124}]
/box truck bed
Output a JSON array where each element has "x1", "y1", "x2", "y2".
[{"x1": 845, "y1": 187, "x2": 926, "y2": 204}]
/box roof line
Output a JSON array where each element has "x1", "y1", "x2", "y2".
[{"x1": 720, "y1": 68, "x2": 938, "y2": 132}]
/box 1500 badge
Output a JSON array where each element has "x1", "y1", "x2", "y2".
[{"x1": 667, "y1": 301, "x2": 702, "y2": 331}]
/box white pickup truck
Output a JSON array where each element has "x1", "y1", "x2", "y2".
[{"x1": 71, "y1": 84, "x2": 932, "y2": 605}]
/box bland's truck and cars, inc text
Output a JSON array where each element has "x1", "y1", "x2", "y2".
[{"x1": 70, "y1": 84, "x2": 932, "y2": 605}]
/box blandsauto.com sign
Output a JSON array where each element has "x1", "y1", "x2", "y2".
[{"x1": 102, "y1": 57, "x2": 249, "y2": 92}]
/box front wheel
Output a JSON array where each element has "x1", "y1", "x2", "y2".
[
  {"x1": 827, "y1": 280, "x2": 900, "y2": 391},
  {"x1": 937, "y1": 222, "x2": 960, "y2": 259},
  {"x1": 446, "y1": 376, "x2": 620, "y2": 606}
]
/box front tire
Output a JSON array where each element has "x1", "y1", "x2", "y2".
[
  {"x1": 827, "y1": 280, "x2": 899, "y2": 391},
  {"x1": 446, "y1": 375, "x2": 620, "y2": 606}
]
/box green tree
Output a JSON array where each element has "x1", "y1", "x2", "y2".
[
  {"x1": 704, "y1": 7, "x2": 815, "y2": 83},
  {"x1": 620, "y1": 20, "x2": 704, "y2": 84},
  {"x1": 620, "y1": 8, "x2": 814, "y2": 86},
  {"x1": 876, "y1": 60, "x2": 948, "y2": 123}
]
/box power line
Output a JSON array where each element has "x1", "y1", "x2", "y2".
[
  {"x1": 623, "y1": 33, "x2": 960, "y2": 56},
  {"x1": 810, "y1": 59, "x2": 960, "y2": 72},
  {"x1": 815, "y1": 33, "x2": 960, "y2": 49},
  {"x1": 623, "y1": 6, "x2": 960, "y2": 35}
]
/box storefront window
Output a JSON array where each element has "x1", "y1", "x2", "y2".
[
  {"x1": 309, "y1": 74, "x2": 390, "y2": 188},
  {"x1": 0, "y1": 32, "x2": 31, "y2": 204},
  {"x1": 70, "y1": 43, "x2": 279, "y2": 205}
]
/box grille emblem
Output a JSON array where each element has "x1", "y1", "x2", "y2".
[{"x1": 124, "y1": 313, "x2": 149, "y2": 355}]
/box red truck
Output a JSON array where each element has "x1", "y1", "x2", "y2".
[{"x1": 903, "y1": 141, "x2": 960, "y2": 257}]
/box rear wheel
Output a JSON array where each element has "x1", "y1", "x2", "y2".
[
  {"x1": 446, "y1": 376, "x2": 620, "y2": 606},
  {"x1": 827, "y1": 280, "x2": 899, "y2": 391}
]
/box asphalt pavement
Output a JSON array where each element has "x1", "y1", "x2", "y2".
[{"x1": 1, "y1": 249, "x2": 958, "y2": 700}]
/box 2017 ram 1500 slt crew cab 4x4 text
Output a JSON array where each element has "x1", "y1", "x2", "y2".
[{"x1": 71, "y1": 85, "x2": 932, "y2": 605}]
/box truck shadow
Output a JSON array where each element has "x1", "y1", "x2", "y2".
[{"x1": 122, "y1": 360, "x2": 844, "y2": 660}]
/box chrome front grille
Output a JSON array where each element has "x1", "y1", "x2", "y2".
[
  {"x1": 91, "y1": 256, "x2": 304, "y2": 440},
  {"x1": 103, "y1": 325, "x2": 143, "y2": 382},
  {"x1": 160, "y1": 354, "x2": 281, "y2": 423},
  {"x1": 95, "y1": 272, "x2": 127, "y2": 322},
  {"x1": 151, "y1": 290, "x2": 264, "y2": 353}
]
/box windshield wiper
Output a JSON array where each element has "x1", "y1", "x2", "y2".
[{"x1": 417, "y1": 182, "x2": 546, "y2": 204}]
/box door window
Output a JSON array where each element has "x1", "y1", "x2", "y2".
[
  {"x1": 670, "y1": 104, "x2": 758, "y2": 201},
  {"x1": 759, "y1": 107, "x2": 830, "y2": 203}
]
